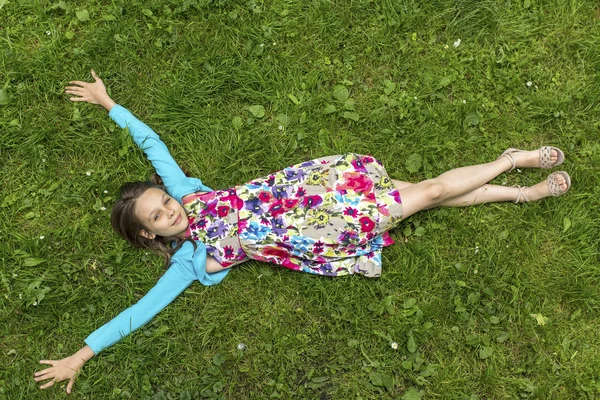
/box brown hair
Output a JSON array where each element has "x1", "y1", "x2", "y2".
[{"x1": 110, "y1": 175, "x2": 193, "y2": 265}]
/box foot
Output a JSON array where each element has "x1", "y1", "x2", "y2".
[
  {"x1": 514, "y1": 171, "x2": 571, "y2": 203},
  {"x1": 500, "y1": 147, "x2": 564, "y2": 172}
]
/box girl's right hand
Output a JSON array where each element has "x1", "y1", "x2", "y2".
[
  {"x1": 34, "y1": 345, "x2": 94, "y2": 393},
  {"x1": 65, "y1": 69, "x2": 116, "y2": 111}
]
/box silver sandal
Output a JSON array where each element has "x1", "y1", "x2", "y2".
[
  {"x1": 514, "y1": 171, "x2": 571, "y2": 203},
  {"x1": 501, "y1": 146, "x2": 565, "y2": 173}
]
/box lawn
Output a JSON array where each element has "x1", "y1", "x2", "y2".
[{"x1": 2, "y1": 0, "x2": 600, "y2": 398}]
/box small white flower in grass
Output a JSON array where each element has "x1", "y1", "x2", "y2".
[
  {"x1": 391, "y1": 342, "x2": 398, "y2": 350},
  {"x1": 260, "y1": 43, "x2": 265, "y2": 47},
  {"x1": 414, "y1": 96, "x2": 417, "y2": 100},
  {"x1": 86, "y1": 171, "x2": 91, "y2": 176},
  {"x1": 516, "y1": 168, "x2": 521, "y2": 173},
  {"x1": 100, "y1": 207, "x2": 106, "y2": 211},
  {"x1": 103, "y1": 190, "x2": 108, "y2": 194},
  {"x1": 237, "y1": 343, "x2": 247, "y2": 351},
  {"x1": 12, "y1": 273, "x2": 18, "y2": 278},
  {"x1": 527, "y1": 81, "x2": 533, "y2": 87},
  {"x1": 33, "y1": 301, "x2": 38, "y2": 306},
  {"x1": 42, "y1": 159, "x2": 46, "y2": 163},
  {"x1": 45, "y1": 30, "x2": 51, "y2": 35},
  {"x1": 453, "y1": 39, "x2": 461, "y2": 48},
  {"x1": 462, "y1": 99, "x2": 467, "y2": 104},
  {"x1": 19, "y1": 293, "x2": 22, "y2": 299},
  {"x1": 272, "y1": 42, "x2": 276, "y2": 46},
  {"x1": 474, "y1": 269, "x2": 478, "y2": 274},
  {"x1": 474, "y1": 245, "x2": 479, "y2": 254},
  {"x1": 39, "y1": 235, "x2": 45, "y2": 240},
  {"x1": 278, "y1": 125, "x2": 283, "y2": 130},
  {"x1": 444, "y1": 44, "x2": 449, "y2": 50}
]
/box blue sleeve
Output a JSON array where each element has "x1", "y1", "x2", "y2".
[
  {"x1": 108, "y1": 104, "x2": 212, "y2": 202},
  {"x1": 84, "y1": 242, "x2": 229, "y2": 354}
]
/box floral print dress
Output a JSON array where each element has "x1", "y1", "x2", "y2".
[{"x1": 183, "y1": 154, "x2": 403, "y2": 277}]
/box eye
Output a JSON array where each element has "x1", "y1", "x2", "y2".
[
  {"x1": 154, "y1": 212, "x2": 161, "y2": 221},
  {"x1": 165, "y1": 198, "x2": 170, "y2": 205}
]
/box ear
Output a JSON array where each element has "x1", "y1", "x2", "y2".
[{"x1": 139, "y1": 229, "x2": 156, "y2": 240}]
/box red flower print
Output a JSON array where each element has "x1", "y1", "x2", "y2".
[
  {"x1": 217, "y1": 205, "x2": 230, "y2": 217},
  {"x1": 392, "y1": 190, "x2": 402, "y2": 204},
  {"x1": 283, "y1": 198, "x2": 299, "y2": 209},
  {"x1": 359, "y1": 216, "x2": 375, "y2": 232},
  {"x1": 269, "y1": 200, "x2": 286, "y2": 217},
  {"x1": 223, "y1": 246, "x2": 235, "y2": 259},
  {"x1": 343, "y1": 207, "x2": 358, "y2": 217},
  {"x1": 301, "y1": 195, "x2": 323, "y2": 209},
  {"x1": 258, "y1": 191, "x2": 271, "y2": 203},
  {"x1": 362, "y1": 155, "x2": 374, "y2": 164},
  {"x1": 313, "y1": 241, "x2": 324, "y2": 254},
  {"x1": 295, "y1": 187, "x2": 306, "y2": 197},
  {"x1": 263, "y1": 246, "x2": 292, "y2": 259}
]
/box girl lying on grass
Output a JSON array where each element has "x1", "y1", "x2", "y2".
[{"x1": 35, "y1": 70, "x2": 571, "y2": 393}]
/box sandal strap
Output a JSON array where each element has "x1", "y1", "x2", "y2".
[
  {"x1": 514, "y1": 186, "x2": 530, "y2": 204},
  {"x1": 539, "y1": 146, "x2": 565, "y2": 169},
  {"x1": 501, "y1": 149, "x2": 517, "y2": 173}
]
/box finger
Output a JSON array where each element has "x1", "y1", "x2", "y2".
[
  {"x1": 69, "y1": 97, "x2": 88, "y2": 102},
  {"x1": 68, "y1": 81, "x2": 88, "y2": 87},
  {"x1": 65, "y1": 89, "x2": 86, "y2": 96},
  {"x1": 65, "y1": 86, "x2": 86, "y2": 91},
  {"x1": 34, "y1": 366, "x2": 55, "y2": 376},
  {"x1": 39, "y1": 380, "x2": 56, "y2": 390},
  {"x1": 66, "y1": 377, "x2": 75, "y2": 394},
  {"x1": 91, "y1": 69, "x2": 99, "y2": 81},
  {"x1": 39, "y1": 360, "x2": 57, "y2": 366},
  {"x1": 34, "y1": 373, "x2": 53, "y2": 382}
]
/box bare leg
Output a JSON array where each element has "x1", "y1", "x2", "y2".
[
  {"x1": 397, "y1": 149, "x2": 566, "y2": 220},
  {"x1": 392, "y1": 175, "x2": 568, "y2": 210}
]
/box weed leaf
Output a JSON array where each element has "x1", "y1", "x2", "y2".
[
  {"x1": 333, "y1": 85, "x2": 349, "y2": 102},
  {"x1": 76, "y1": 9, "x2": 90, "y2": 22},
  {"x1": 248, "y1": 105, "x2": 265, "y2": 118}
]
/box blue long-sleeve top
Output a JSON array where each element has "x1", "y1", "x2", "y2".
[{"x1": 84, "y1": 105, "x2": 230, "y2": 354}]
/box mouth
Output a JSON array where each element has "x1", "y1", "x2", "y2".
[{"x1": 172, "y1": 214, "x2": 181, "y2": 226}]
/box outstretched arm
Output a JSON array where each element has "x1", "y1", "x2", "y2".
[
  {"x1": 65, "y1": 70, "x2": 116, "y2": 111},
  {"x1": 65, "y1": 70, "x2": 212, "y2": 201}
]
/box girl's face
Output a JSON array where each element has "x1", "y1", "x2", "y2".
[{"x1": 134, "y1": 188, "x2": 188, "y2": 239}]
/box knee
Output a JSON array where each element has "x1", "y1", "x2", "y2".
[{"x1": 423, "y1": 179, "x2": 447, "y2": 202}]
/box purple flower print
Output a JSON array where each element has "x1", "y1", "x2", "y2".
[
  {"x1": 206, "y1": 220, "x2": 227, "y2": 239},
  {"x1": 271, "y1": 217, "x2": 288, "y2": 235},
  {"x1": 284, "y1": 168, "x2": 307, "y2": 182},
  {"x1": 271, "y1": 185, "x2": 290, "y2": 200},
  {"x1": 245, "y1": 197, "x2": 266, "y2": 214}
]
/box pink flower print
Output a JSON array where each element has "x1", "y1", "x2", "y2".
[
  {"x1": 337, "y1": 172, "x2": 373, "y2": 194},
  {"x1": 392, "y1": 189, "x2": 402, "y2": 204},
  {"x1": 295, "y1": 187, "x2": 306, "y2": 197},
  {"x1": 343, "y1": 207, "x2": 358, "y2": 217}
]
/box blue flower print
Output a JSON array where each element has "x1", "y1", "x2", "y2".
[
  {"x1": 240, "y1": 222, "x2": 271, "y2": 241},
  {"x1": 334, "y1": 192, "x2": 361, "y2": 206},
  {"x1": 289, "y1": 235, "x2": 315, "y2": 256}
]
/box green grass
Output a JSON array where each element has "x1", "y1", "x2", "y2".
[{"x1": 2, "y1": 0, "x2": 600, "y2": 398}]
